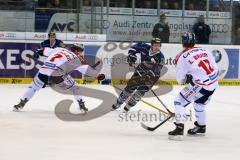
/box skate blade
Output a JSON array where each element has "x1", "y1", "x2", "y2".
[
  {"x1": 13, "y1": 108, "x2": 21, "y2": 112},
  {"x1": 111, "y1": 105, "x2": 120, "y2": 111},
  {"x1": 187, "y1": 133, "x2": 205, "y2": 137},
  {"x1": 80, "y1": 109, "x2": 87, "y2": 114},
  {"x1": 168, "y1": 135, "x2": 184, "y2": 141},
  {"x1": 111, "y1": 107, "x2": 118, "y2": 111}
]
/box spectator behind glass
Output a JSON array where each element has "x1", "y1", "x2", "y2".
[
  {"x1": 136, "y1": 0, "x2": 155, "y2": 9},
  {"x1": 83, "y1": 0, "x2": 91, "y2": 6},
  {"x1": 40, "y1": 32, "x2": 65, "y2": 48},
  {"x1": 193, "y1": 15, "x2": 211, "y2": 44},
  {"x1": 186, "y1": 3, "x2": 194, "y2": 10},
  {"x1": 144, "y1": 0, "x2": 152, "y2": 8},
  {"x1": 23, "y1": 0, "x2": 36, "y2": 10},
  {"x1": 235, "y1": 28, "x2": 240, "y2": 45},
  {"x1": 65, "y1": 0, "x2": 75, "y2": 9},
  {"x1": 47, "y1": 0, "x2": 64, "y2": 8},
  {"x1": 152, "y1": 14, "x2": 170, "y2": 43},
  {"x1": 161, "y1": 1, "x2": 169, "y2": 9},
  {"x1": 173, "y1": 2, "x2": 180, "y2": 9}
]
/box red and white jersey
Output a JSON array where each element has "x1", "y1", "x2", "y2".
[
  {"x1": 39, "y1": 47, "x2": 98, "y2": 77},
  {"x1": 175, "y1": 47, "x2": 218, "y2": 91}
]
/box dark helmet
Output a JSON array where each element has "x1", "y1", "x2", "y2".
[
  {"x1": 70, "y1": 43, "x2": 84, "y2": 52},
  {"x1": 151, "y1": 37, "x2": 161, "y2": 45},
  {"x1": 182, "y1": 32, "x2": 196, "y2": 46},
  {"x1": 48, "y1": 32, "x2": 56, "y2": 37}
]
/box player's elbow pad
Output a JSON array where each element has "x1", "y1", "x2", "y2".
[{"x1": 128, "y1": 49, "x2": 137, "y2": 55}]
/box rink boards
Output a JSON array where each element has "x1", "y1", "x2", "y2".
[
  {"x1": 0, "y1": 40, "x2": 239, "y2": 85},
  {"x1": 0, "y1": 78, "x2": 240, "y2": 86}
]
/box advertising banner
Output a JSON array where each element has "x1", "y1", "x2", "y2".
[
  {"x1": 33, "y1": 12, "x2": 232, "y2": 44},
  {"x1": 0, "y1": 10, "x2": 232, "y2": 44},
  {"x1": 0, "y1": 41, "x2": 239, "y2": 83},
  {"x1": 78, "y1": 14, "x2": 232, "y2": 44},
  {"x1": 0, "y1": 42, "x2": 39, "y2": 78}
]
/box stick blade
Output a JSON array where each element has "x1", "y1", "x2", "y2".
[
  {"x1": 140, "y1": 114, "x2": 173, "y2": 132},
  {"x1": 140, "y1": 122, "x2": 156, "y2": 131}
]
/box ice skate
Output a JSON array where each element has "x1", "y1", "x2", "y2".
[
  {"x1": 168, "y1": 122, "x2": 184, "y2": 141},
  {"x1": 187, "y1": 121, "x2": 206, "y2": 136},
  {"x1": 123, "y1": 103, "x2": 133, "y2": 112},
  {"x1": 123, "y1": 106, "x2": 130, "y2": 112},
  {"x1": 112, "y1": 97, "x2": 124, "y2": 111},
  {"x1": 13, "y1": 98, "x2": 28, "y2": 112},
  {"x1": 112, "y1": 102, "x2": 121, "y2": 111},
  {"x1": 78, "y1": 99, "x2": 88, "y2": 113}
]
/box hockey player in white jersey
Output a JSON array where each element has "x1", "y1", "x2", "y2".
[
  {"x1": 168, "y1": 32, "x2": 218, "y2": 140},
  {"x1": 13, "y1": 43, "x2": 105, "y2": 112}
]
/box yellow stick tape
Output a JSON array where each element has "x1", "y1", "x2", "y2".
[{"x1": 140, "y1": 99, "x2": 170, "y2": 115}]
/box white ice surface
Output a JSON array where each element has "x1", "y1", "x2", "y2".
[{"x1": 0, "y1": 84, "x2": 240, "y2": 160}]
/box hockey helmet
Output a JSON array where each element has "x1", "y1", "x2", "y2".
[
  {"x1": 151, "y1": 37, "x2": 161, "y2": 45},
  {"x1": 70, "y1": 43, "x2": 84, "y2": 52},
  {"x1": 182, "y1": 32, "x2": 196, "y2": 46},
  {"x1": 48, "y1": 32, "x2": 56, "y2": 37}
]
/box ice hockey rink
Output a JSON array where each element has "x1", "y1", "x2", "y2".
[{"x1": 0, "y1": 84, "x2": 240, "y2": 160}]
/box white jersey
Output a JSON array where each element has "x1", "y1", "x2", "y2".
[
  {"x1": 175, "y1": 47, "x2": 218, "y2": 91},
  {"x1": 39, "y1": 47, "x2": 98, "y2": 77}
]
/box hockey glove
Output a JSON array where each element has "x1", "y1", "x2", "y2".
[
  {"x1": 127, "y1": 54, "x2": 137, "y2": 66},
  {"x1": 97, "y1": 74, "x2": 105, "y2": 81},
  {"x1": 33, "y1": 48, "x2": 44, "y2": 59},
  {"x1": 185, "y1": 74, "x2": 193, "y2": 84}
]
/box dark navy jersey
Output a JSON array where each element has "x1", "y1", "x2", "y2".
[
  {"x1": 129, "y1": 42, "x2": 165, "y2": 65},
  {"x1": 128, "y1": 42, "x2": 165, "y2": 77},
  {"x1": 40, "y1": 39, "x2": 64, "y2": 48},
  {"x1": 128, "y1": 43, "x2": 164, "y2": 82}
]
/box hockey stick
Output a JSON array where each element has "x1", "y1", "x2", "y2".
[
  {"x1": 113, "y1": 85, "x2": 170, "y2": 115},
  {"x1": 131, "y1": 65, "x2": 175, "y2": 131},
  {"x1": 150, "y1": 89, "x2": 173, "y2": 114},
  {"x1": 90, "y1": 60, "x2": 101, "y2": 69},
  {"x1": 140, "y1": 113, "x2": 174, "y2": 131},
  {"x1": 113, "y1": 85, "x2": 173, "y2": 131},
  {"x1": 140, "y1": 90, "x2": 175, "y2": 131},
  {"x1": 133, "y1": 65, "x2": 173, "y2": 114},
  {"x1": 140, "y1": 99, "x2": 170, "y2": 115}
]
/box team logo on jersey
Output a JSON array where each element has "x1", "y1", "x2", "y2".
[{"x1": 44, "y1": 62, "x2": 56, "y2": 68}]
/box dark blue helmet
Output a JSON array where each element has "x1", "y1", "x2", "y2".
[
  {"x1": 151, "y1": 37, "x2": 161, "y2": 44},
  {"x1": 182, "y1": 32, "x2": 196, "y2": 46},
  {"x1": 70, "y1": 43, "x2": 84, "y2": 52},
  {"x1": 151, "y1": 37, "x2": 161, "y2": 46}
]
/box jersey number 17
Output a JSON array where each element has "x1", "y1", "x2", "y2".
[{"x1": 198, "y1": 59, "x2": 214, "y2": 75}]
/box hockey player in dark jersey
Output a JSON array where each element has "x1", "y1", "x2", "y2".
[
  {"x1": 40, "y1": 32, "x2": 65, "y2": 48},
  {"x1": 112, "y1": 38, "x2": 165, "y2": 112}
]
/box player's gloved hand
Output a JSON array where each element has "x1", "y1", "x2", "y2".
[
  {"x1": 127, "y1": 54, "x2": 137, "y2": 66},
  {"x1": 91, "y1": 60, "x2": 101, "y2": 69},
  {"x1": 33, "y1": 48, "x2": 44, "y2": 59},
  {"x1": 185, "y1": 74, "x2": 193, "y2": 84},
  {"x1": 96, "y1": 74, "x2": 105, "y2": 81}
]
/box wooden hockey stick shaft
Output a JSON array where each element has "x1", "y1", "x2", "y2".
[
  {"x1": 150, "y1": 89, "x2": 173, "y2": 114},
  {"x1": 133, "y1": 65, "x2": 173, "y2": 115},
  {"x1": 113, "y1": 85, "x2": 170, "y2": 115},
  {"x1": 140, "y1": 99, "x2": 170, "y2": 115}
]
